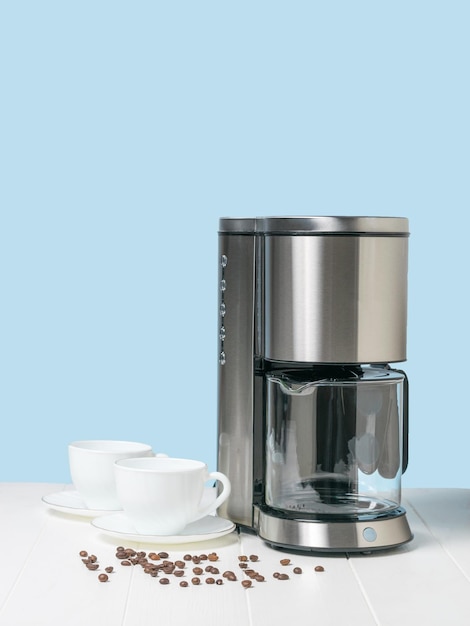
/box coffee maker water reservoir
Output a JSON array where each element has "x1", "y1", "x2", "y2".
[{"x1": 217, "y1": 217, "x2": 412, "y2": 551}]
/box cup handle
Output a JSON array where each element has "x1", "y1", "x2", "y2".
[{"x1": 196, "y1": 471, "x2": 231, "y2": 519}]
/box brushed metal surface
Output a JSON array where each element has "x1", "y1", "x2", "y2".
[
  {"x1": 217, "y1": 231, "x2": 256, "y2": 526},
  {"x1": 255, "y1": 506, "x2": 413, "y2": 551},
  {"x1": 265, "y1": 234, "x2": 408, "y2": 363}
]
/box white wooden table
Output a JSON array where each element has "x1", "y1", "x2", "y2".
[{"x1": 1, "y1": 484, "x2": 470, "y2": 626}]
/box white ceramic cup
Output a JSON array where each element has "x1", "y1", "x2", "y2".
[
  {"x1": 114, "y1": 456, "x2": 231, "y2": 535},
  {"x1": 68, "y1": 440, "x2": 154, "y2": 510}
]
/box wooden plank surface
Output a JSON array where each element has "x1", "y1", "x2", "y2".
[{"x1": 1, "y1": 484, "x2": 470, "y2": 625}]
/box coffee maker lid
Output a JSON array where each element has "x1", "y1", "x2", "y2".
[
  {"x1": 219, "y1": 216, "x2": 409, "y2": 236},
  {"x1": 258, "y1": 216, "x2": 409, "y2": 235}
]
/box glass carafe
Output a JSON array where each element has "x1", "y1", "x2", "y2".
[{"x1": 265, "y1": 366, "x2": 407, "y2": 518}]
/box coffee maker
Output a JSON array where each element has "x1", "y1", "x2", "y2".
[{"x1": 217, "y1": 216, "x2": 412, "y2": 552}]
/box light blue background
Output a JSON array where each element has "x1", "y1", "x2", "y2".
[{"x1": 1, "y1": 1, "x2": 469, "y2": 488}]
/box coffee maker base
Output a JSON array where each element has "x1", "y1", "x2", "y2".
[{"x1": 254, "y1": 505, "x2": 413, "y2": 553}]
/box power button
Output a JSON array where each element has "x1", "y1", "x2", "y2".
[{"x1": 363, "y1": 527, "x2": 377, "y2": 542}]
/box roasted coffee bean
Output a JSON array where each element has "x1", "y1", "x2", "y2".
[
  {"x1": 238, "y1": 555, "x2": 248, "y2": 562},
  {"x1": 125, "y1": 549, "x2": 136, "y2": 557},
  {"x1": 314, "y1": 565, "x2": 325, "y2": 572},
  {"x1": 210, "y1": 567, "x2": 220, "y2": 575},
  {"x1": 216, "y1": 578, "x2": 223, "y2": 585},
  {"x1": 163, "y1": 565, "x2": 175, "y2": 574},
  {"x1": 175, "y1": 560, "x2": 185, "y2": 569},
  {"x1": 150, "y1": 570, "x2": 159, "y2": 577},
  {"x1": 239, "y1": 562, "x2": 248, "y2": 569},
  {"x1": 116, "y1": 551, "x2": 128, "y2": 560},
  {"x1": 241, "y1": 580, "x2": 252, "y2": 588},
  {"x1": 293, "y1": 567, "x2": 302, "y2": 574},
  {"x1": 191, "y1": 577, "x2": 201, "y2": 585},
  {"x1": 121, "y1": 560, "x2": 132, "y2": 567},
  {"x1": 280, "y1": 558, "x2": 290, "y2": 566},
  {"x1": 86, "y1": 563, "x2": 99, "y2": 571},
  {"x1": 249, "y1": 555, "x2": 259, "y2": 562},
  {"x1": 79, "y1": 550, "x2": 88, "y2": 557},
  {"x1": 255, "y1": 575, "x2": 265, "y2": 582},
  {"x1": 159, "y1": 577, "x2": 170, "y2": 585},
  {"x1": 158, "y1": 551, "x2": 169, "y2": 559},
  {"x1": 174, "y1": 569, "x2": 184, "y2": 578},
  {"x1": 180, "y1": 581, "x2": 189, "y2": 587},
  {"x1": 206, "y1": 577, "x2": 215, "y2": 584},
  {"x1": 137, "y1": 551, "x2": 146, "y2": 558},
  {"x1": 88, "y1": 555, "x2": 97, "y2": 563},
  {"x1": 105, "y1": 566, "x2": 114, "y2": 573},
  {"x1": 98, "y1": 573, "x2": 108, "y2": 582},
  {"x1": 116, "y1": 546, "x2": 125, "y2": 551},
  {"x1": 278, "y1": 573, "x2": 289, "y2": 580},
  {"x1": 224, "y1": 572, "x2": 237, "y2": 581},
  {"x1": 199, "y1": 554, "x2": 207, "y2": 560},
  {"x1": 193, "y1": 567, "x2": 203, "y2": 575},
  {"x1": 192, "y1": 556, "x2": 201, "y2": 564},
  {"x1": 208, "y1": 553, "x2": 219, "y2": 562},
  {"x1": 273, "y1": 572, "x2": 280, "y2": 578},
  {"x1": 183, "y1": 554, "x2": 192, "y2": 561},
  {"x1": 148, "y1": 552, "x2": 160, "y2": 561}
]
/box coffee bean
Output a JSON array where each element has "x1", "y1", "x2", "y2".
[
  {"x1": 199, "y1": 554, "x2": 208, "y2": 560},
  {"x1": 249, "y1": 555, "x2": 259, "y2": 562},
  {"x1": 315, "y1": 565, "x2": 325, "y2": 572},
  {"x1": 223, "y1": 571, "x2": 237, "y2": 581},
  {"x1": 174, "y1": 569, "x2": 185, "y2": 577},
  {"x1": 206, "y1": 577, "x2": 215, "y2": 584},
  {"x1": 280, "y1": 558, "x2": 290, "y2": 566},
  {"x1": 183, "y1": 554, "x2": 192, "y2": 561},
  {"x1": 116, "y1": 546, "x2": 124, "y2": 552},
  {"x1": 125, "y1": 549, "x2": 136, "y2": 557},
  {"x1": 241, "y1": 580, "x2": 252, "y2": 588},
  {"x1": 116, "y1": 551, "x2": 128, "y2": 560},
  {"x1": 239, "y1": 563, "x2": 248, "y2": 569},
  {"x1": 86, "y1": 563, "x2": 99, "y2": 571},
  {"x1": 180, "y1": 580, "x2": 189, "y2": 587},
  {"x1": 191, "y1": 577, "x2": 201, "y2": 585},
  {"x1": 158, "y1": 552, "x2": 169, "y2": 559},
  {"x1": 159, "y1": 577, "x2": 170, "y2": 585},
  {"x1": 192, "y1": 556, "x2": 201, "y2": 564},
  {"x1": 148, "y1": 552, "x2": 160, "y2": 561},
  {"x1": 208, "y1": 553, "x2": 219, "y2": 562},
  {"x1": 105, "y1": 566, "x2": 114, "y2": 573},
  {"x1": 175, "y1": 561, "x2": 185, "y2": 569},
  {"x1": 293, "y1": 567, "x2": 302, "y2": 574},
  {"x1": 216, "y1": 579, "x2": 223, "y2": 585},
  {"x1": 193, "y1": 567, "x2": 203, "y2": 575},
  {"x1": 121, "y1": 560, "x2": 132, "y2": 566},
  {"x1": 238, "y1": 555, "x2": 248, "y2": 562},
  {"x1": 278, "y1": 573, "x2": 289, "y2": 580},
  {"x1": 273, "y1": 572, "x2": 280, "y2": 578},
  {"x1": 79, "y1": 550, "x2": 88, "y2": 557},
  {"x1": 255, "y1": 575, "x2": 265, "y2": 582},
  {"x1": 98, "y1": 573, "x2": 108, "y2": 582},
  {"x1": 210, "y1": 567, "x2": 220, "y2": 575}
]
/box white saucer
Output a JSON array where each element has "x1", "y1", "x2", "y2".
[
  {"x1": 42, "y1": 490, "x2": 121, "y2": 518},
  {"x1": 91, "y1": 513, "x2": 236, "y2": 544}
]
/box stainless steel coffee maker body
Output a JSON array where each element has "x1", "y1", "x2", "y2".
[{"x1": 217, "y1": 216, "x2": 412, "y2": 551}]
